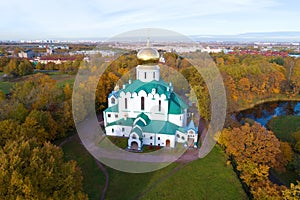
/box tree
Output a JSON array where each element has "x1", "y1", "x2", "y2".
[
  {"x1": 21, "y1": 110, "x2": 59, "y2": 143},
  {"x1": 35, "y1": 62, "x2": 44, "y2": 70},
  {"x1": 283, "y1": 181, "x2": 300, "y2": 199},
  {"x1": 4, "y1": 59, "x2": 18, "y2": 76},
  {"x1": 219, "y1": 123, "x2": 285, "y2": 198},
  {"x1": 0, "y1": 119, "x2": 20, "y2": 146},
  {"x1": 17, "y1": 60, "x2": 34, "y2": 76},
  {"x1": 64, "y1": 83, "x2": 72, "y2": 100},
  {"x1": 0, "y1": 138, "x2": 88, "y2": 199}
]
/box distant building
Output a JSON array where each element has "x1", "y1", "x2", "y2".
[
  {"x1": 46, "y1": 46, "x2": 54, "y2": 55},
  {"x1": 18, "y1": 50, "x2": 34, "y2": 58},
  {"x1": 103, "y1": 43, "x2": 198, "y2": 151}
]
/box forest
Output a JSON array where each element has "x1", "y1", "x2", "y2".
[{"x1": 0, "y1": 51, "x2": 300, "y2": 199}]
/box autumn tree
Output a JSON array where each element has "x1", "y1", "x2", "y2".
[
  {"x1": 219, "y1": 123, "x2": 285, "y2": 198},
  {"x1": 283, "y1": 181, "x2": 300, "y2": 200},
  {"x1": 0, "y1": 138, "x2": 88, "y2": 199},
  {"x1": 0, "y1": 119, "x2": 20, "y2": 146},
  {"x1": 21, "y1": 110, "x2": 59, "y2": 143}
]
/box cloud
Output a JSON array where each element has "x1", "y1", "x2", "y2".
[{"x1": 0, "y1": 0, "x2": 295, "y2": 39}]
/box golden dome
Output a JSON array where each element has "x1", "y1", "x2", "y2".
[{"x1": 137, "y1": 47, "x2": 160, "y2": 61}]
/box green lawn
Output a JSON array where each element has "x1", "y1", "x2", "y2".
[
  {"x1": 61, "y1": 136, "x2": 106, "y2": 200},
  {"x1": 0, "y1": 81, "x2": 14, "y2": 94},
  {"x1": 106, "y1": 146, "x2": 248, "y2": 200},
  {"x1": 268, "y1": 116, "x2": 300, "y2": 142}
]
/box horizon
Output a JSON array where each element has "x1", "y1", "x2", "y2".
[{"x1": 1, "y1": 0, "x2": 300, "y2": 40}]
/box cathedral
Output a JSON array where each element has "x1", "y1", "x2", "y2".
[{"x1": 103, "y1": 43, "x2": 198, "y2": 151}]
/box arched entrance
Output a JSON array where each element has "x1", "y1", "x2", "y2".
[
  {"x1": 188, "y1": 138, "x2": 194, "y2": 147},
  {"x1": 166, "y1": 139, "x2": 170, "y2": 147},
  {"x1": 131, "y1": 141, "x2": 139, "y2": 150}
]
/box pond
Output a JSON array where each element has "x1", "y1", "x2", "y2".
[{"x1": 235, "y1": 101, "x2": 300, "y2": 127}]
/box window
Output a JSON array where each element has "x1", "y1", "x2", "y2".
[
  {"x1": 158, "y1": 100, "x2": 161, "y2": 112},
  {"x1": 125, "y1": 98, "x2": 128, "y2": 109},
  {"x1": 111, "y1": 98, "x2": 115, "y2": 104},
  {"x1": 153, "y1": 72, "x2": 155, "y2": 79},
  {"x1": 180, "y1": 116, "x2": 182, "y2": 120},
  {"x1": 158, "y1": 144, "x2": 160, "y2": 146},
  {"x1": 150, "y1": 136, "x2": 153, "y2": 139},
  {"x1": 112, "y1": 128, "x2": 114, "y2": 133},
  {"x1": 181, "y1": 136, "x2": 185, "y2": 140},
  {"x1": 141, "y1": 97, "x2": 145, "y2": 110},
  {"x1": 158, "y1": 137, "x2": 160, "y2": 140},
  {"x1": 176, "y1": 134, "x2": 180, "y2": 138},
  {"x1": 132, "y1": 134, "x2": 137, "y2": 139},
  {"x1": 115, "y1": 114, "x2": 118, "y2": 118},
  {"x1": 122, "y1": 128, "x2": 125, "y2": 132},
  {"x1": 144, "y1": 72, "x2": 147, "y2": 79},
  {"x1": 108, "y1": 114, "x2": 111, "y2": 118},
  {"x1": 150, "y1": 143, "x2": 153, "y2": 146}
]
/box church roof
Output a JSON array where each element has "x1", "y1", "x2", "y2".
[
  {"x1": 119, "y1": 79, "x2": 188, "y2": 114},
  {"x1": 169, "y1": 93, "x2": 188, "y2": 114},
  {"x1": 105, "y1": 104, "x2": 119, "y2": 112},
  {"x1": 187, "y1": 119, "x2": 197, "y2": 131},
  {"x1": 121, "y1": 79, "x2": 169, "y2": 95},
  {"x1": 131, "y1": 127, "x2": 143, "y2": 138},
  {"x1": 137, "y1": 47, "x2": 160, "y2": 61},
  {"x1": 142, "y1": 120, "x2": 182, "y2": 135},
  {"x1": 134, "y1": 112, "x2": 150, "y2": 126},
  {"x1": 108, "y1": 91, "x2": 120, "y2": 98}
]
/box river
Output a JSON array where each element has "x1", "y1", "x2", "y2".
[{"x1": 236, "y1": 101, "x2": 300, "y2": 127}]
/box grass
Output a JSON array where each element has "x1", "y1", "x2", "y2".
[
  {"x1": 61, "y1": 136, "x2": 106, "y2": 200},
  {"x1": 0, "y1": 71, "x2": 75, "y2": 94},
  {"x1": 268, "y1": 116, "x2": 300, "y2": 142},
  {"x1": 105, "y1": 146, "x2": 248, "y2": 200},
  {"x1": 0, "y1": 81, "x2": 14, "y2": 94},
  {"x1": 268, "y1": 116, "x2": 300, "y2": 186}
]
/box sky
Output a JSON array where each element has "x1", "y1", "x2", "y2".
[{"x1": 0, "y1": 0, "x2": 299, "y2": 40}]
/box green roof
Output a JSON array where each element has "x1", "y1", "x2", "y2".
[
  {"x1": 105, "y1": 105, "x2": 119, "y2": 112},
  {"x1": 168, "y1": 93, "x2": 188, "y2": 114},
  {"x1": 131, "y1": 127, "x2": 143, "y2": 138},
  {"x1": 121, "y1": 79, "x2": 169, "y2": 95},
  {"x1": 141, "y1": 120, "x2": 181, "y2": 135},
  {"x1": 107, "y1": 117, "x2": 134, "y2": 127},
  {"x1": 134, "y1": 112, "x2": 150, "y2": 126}
]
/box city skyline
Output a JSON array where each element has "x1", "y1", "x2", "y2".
[{"x1": 1, "y1": 0, "x2": 299, "y2": 40}]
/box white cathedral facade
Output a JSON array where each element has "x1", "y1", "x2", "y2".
[{"x1": 103, "y1": 44, "x2": 198, "y2": 151}]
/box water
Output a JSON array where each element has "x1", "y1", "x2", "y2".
[{"x1": 236, "y1": 101, "x2": 300, "y2": 127}]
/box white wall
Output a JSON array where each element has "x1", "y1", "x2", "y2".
[
  {"x1": 142, "y1": 132, "x2": 175, "y2": 148},
  {"x1": 169, "y1": 114, "x2": 184, "y2": 127},
  {"x1": 105, "y1": 125, "x2": 131, "y2": 137},
  {"x1": 118, "y1": 90, "x2": 168, "y2": 121},
  {"x1": 175, "y1": 130, "x2": 187, "y2": 143},
  {"x1": 108, "y1": 96, "x2": 118, "y2": 107},
  {"x1": 105, "y1": 112, "x2": 120, "y2": 124},
  {"x1": 136, "y1": 65, "x2": 160, "y2": 82}
]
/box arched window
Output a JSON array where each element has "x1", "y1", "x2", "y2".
[
  {"x1": 158, "y1": 100, "x2": 161, "y2": 112},
  {"x1": 141, "y1": 97, "x2": 145, "y2": 110},
  {"x1": 111, "y1": 98, "x2": 115, "y2": 104},
  {"x1": 153, "y1": 72, "x2": 155, "y2": 79},
  {"x1": 144, "y1": 72, "x2": 147, "y2": 79},
  {"x1": 125, "y1": 98, "x2": 128, "y2": 109}
]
